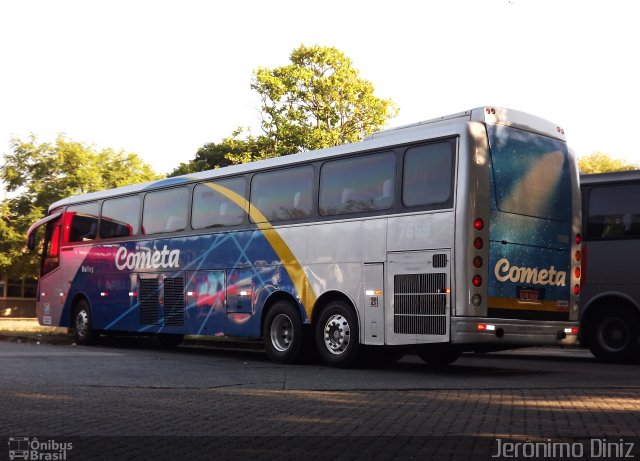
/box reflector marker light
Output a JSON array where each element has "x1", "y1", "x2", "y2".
[
  {"x1": 187, "y1": 291, "x2": 198, "y2": 297},
  {"x1": 129, "y1": 292, "x2": 138, "y2": 297},
  {"x1": 473, "y1": 256, "x2": 483, "y2": 268},
  {"x1": 576, "y1": 234, "x2": 582, "y2": 245},
  {"x1": 365, "y1": 290, "x2": 383, "y2": 296},
  {"x1": 564, "y1": 327, "x2": 579, "y2": 335},
  {"x1": 239, "y1": 290, "x2": 252, "y2": 296},
  {"x1": 477, "y1": 323, "x2": 496, "y2": 331},
  {"x1": 100, "y1": 292, "x2": 109, "y2": 297}
]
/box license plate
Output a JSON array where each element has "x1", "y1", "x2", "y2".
[{"x1": 517, "y1": 287, "x2": 543, "y2": 302}]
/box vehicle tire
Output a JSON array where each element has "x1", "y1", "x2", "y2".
[
  {"x1": 416, "y1": 344, "x2": 462, "y2": 367},
  {"x1": 586, "y1": 306, "x2": 640, "y2": 363},
  {"x1": 315, "y1": 300, "x2": 359, "y2": 368},
  {"x1": 359, "y1": 346, "x2": 406, "y2": 367},
  {"x1": 158, "y1": 333, "x2": 184, "y2": 348},
  {"x1": 263, "y1": 300, "x2": 304, "y2": 364},
  {"x1": 73, "y1": 299, "x2": 96, "y2": 346}
]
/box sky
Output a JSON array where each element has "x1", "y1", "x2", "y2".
[{"x1": 1, "y1": 0, "x2": 639, "y2": 176}]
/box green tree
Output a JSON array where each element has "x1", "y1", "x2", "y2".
[
  {"x1": 169, "y1": 128, "x2": 256, "y2": 176},
  {"x1": 249, "y1": 44, "x2": 398, "y2": 158},
  {"x1": 170, "y1": 44, "x2": 397, "y2": 175},
  {"x1": 0, "y1": 134, "x2": 161, "y2": 279},
  {"x1": 578, "y1": 152, "x2": 639, "y2": 174}
]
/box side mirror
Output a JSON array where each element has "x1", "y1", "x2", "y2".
[{"x1": 27, "y1": 231, "x2": 37, "y2": 251}]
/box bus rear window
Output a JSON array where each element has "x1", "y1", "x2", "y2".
[{"x1": 488, "y1": 125, "x2": 571, "y2": 221}]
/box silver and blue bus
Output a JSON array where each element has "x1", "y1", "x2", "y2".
[{"x1": 27, "y1": 106, "x2": 582, "y2": 367}]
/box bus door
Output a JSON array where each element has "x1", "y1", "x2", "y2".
[
  {"x1": 364, "y1": 263, "x2": 385, "y2": 345},
  {"x1": 385, "y1": 250, "x2": 451, "y2": 345}
]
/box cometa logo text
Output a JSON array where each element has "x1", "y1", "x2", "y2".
[
  {"x1": 494, "y1": 258, "x2": 566, "y2": 287},
  {"x1": 115, "y1": 246, "x2": 180, "y2": 271}
]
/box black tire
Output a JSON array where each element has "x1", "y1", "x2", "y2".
[
  {"x1": 315, "y1": 300, "x2": 359, "y2": 368},
  {"x1": 73, "y1": 299, "x2": 96, "y2": 346},
  {"x1": 416, "y1": 344, "x2": 462, "y2": 367},
  {"x1": 158, "y1": 334, "x2": 184, "y2": 348},
  {"x1": 586, "y1": 306, "x2": 640, "y2": 363},
  {"x1": 359, "y1": 346, "x2": 406, "y2": 368},
  {"x1": 263, "y1": 300, "x2": 304, "y2": 364}
]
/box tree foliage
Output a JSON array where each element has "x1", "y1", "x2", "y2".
[
  {"x1": 170, "y1": 45, "x2": 397, "y2": 176},
  {"x1": 0, "y1": 135, "x2": 161, "y2": 278},
  {"x1": 578, "y1": 152, "x2": 639, "y2": 174}
]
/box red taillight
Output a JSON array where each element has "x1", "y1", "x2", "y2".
[
  {"x1": 575, "y1": 234, "x2": 582, "y2": 245},
  {"x1": 575, "y1": 267, "x2": 581, "y2": 278},
  {"x1": 575, "y1": 250, "x2": 581, "y2": 262},
  {"x1": 473, "y1": 218, "x2": 484, "y2": 231},
  {"x1": 472, "y1": 275, "x2": 482, "y2": 287},
  {"x1": 473, "y1": 256, "x2": 483, "y2": 268},
  {"x1": 573, "y1": 284, "x2": 580, "y2": 295},
  {"x1": 473, "y1": 238, "x2": 483, "y2": 250}
]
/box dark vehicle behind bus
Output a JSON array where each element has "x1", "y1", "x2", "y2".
[{"x1": 580, "y1": 170, "x2": 640, "y2": 362}]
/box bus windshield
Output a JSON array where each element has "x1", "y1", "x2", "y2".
[{"x1": 488, "y1": 124, "x2": 571, "y2": 222}]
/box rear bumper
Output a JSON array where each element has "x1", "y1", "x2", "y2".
[{"x1": 451, "y1": 316, "x2": 579, "y2": 347}]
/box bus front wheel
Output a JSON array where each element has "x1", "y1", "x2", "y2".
[
  {"x1": 263, "y1": 301, "x2": 304, "y2": 364},
  {"x1": 73, "y1": 299, "x2": 96, "y2": 346},
  {"x1": 315, "y1": 300, "x2": 359, "y2": 368},
  {"x1": 587, "y1": 306, "x2": 640, "y2": 363}
]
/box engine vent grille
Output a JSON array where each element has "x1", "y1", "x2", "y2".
[
  {"x1": 163, "y1": 277, "x2": 185, "y2": 327},
  {"x1": 432, "y1": 254, "x2": 447, "y2": 268},
  {"x1": 139, "y1": 278, "x2": 160, "y2": 325},
  {"x1": 394, "y1": 273, "x2": 447, "y2": 335}
]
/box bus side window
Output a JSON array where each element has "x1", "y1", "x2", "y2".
[
  {"x1": 101, "y1": 196, "x2": 140, "y2": 239},
  {"x1": 192, "y1": 177, "x2": 246, "y2": 229},
  {"x1": 588, "y1": 184, "x2": 640, "y2": 239},
  {"x1": 66, "y1": 202, "x2": 100, "y2": 243},
  {"x1": 402, "y1": 142, "x2": 453, "y2": 208},
  {"x1": 142, "y1": 187, "x2": 189, "y2": 234},
  {"x1": 319, "y1": 152, "x2": 395, "y2": 216},
  {"x1": 250, "y1": 166, "x2": 314, "y2": 222}
]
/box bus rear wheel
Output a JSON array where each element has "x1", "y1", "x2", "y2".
[
  {"x1": 73, "y1": 299, "x2": 96, "y2": 346},
  {"x1": 587, "y1": 306, "x2": 640, "y2": 363},
  {"x1": 416, "y1": 344, "x2": 461, "y2": 367},
  {"x1": 315, "y1": 300, "x2": 359, "y2": 368},
  {"x1": 263, "y1": 301, "x2": 304, "y2": 364}
]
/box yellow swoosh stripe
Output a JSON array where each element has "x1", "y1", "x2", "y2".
[{"x1": 197, "y1": 180, "x2": 317, "y2": 319}]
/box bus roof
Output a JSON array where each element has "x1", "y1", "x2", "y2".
[
  {"x1": 48, "y1": 106, "x2": 565, "y2": 212},
  {"x1": 580, "y1": 170, "x2": 640, "y2": 186}
]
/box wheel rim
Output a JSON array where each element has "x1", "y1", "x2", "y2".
[
  {"x1": 76, "y1": 309, "x2": 89, "y2": 338},
  {"x1": 598, "y1": 317, "x2": 630, "y2": 353},
  {"x1": 270, "y1": 313, "x2": 294, "y2": 352},
  {"x1": 323, "y1": 314, "x2": 350, "y2": 355}
]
